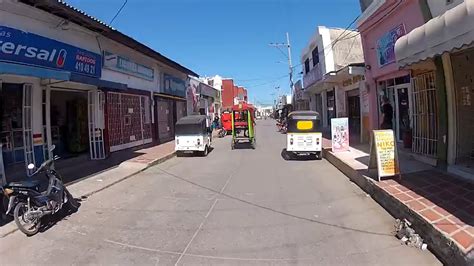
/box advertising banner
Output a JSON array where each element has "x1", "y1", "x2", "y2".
[
  {"x1": 0, "y1": 25, "x2": 101, "y2": 77},
  {"x1": 104, "y1": 51, "x2": 154, "y2": 80},
  {"x1": 368, "y1": 130, "x2": 400, "y2": 181},
  {"x1": 331, "y1": 117, "x2": 349, "y2": 152},
  {"x1": 163, "y1": 73, "x2": 186, "y2": 97},
  {"x1": 376, "y1": 24, "x2": 406, "y2": 67},
  {"x1": 186, "y1": 77, "x2": 199, "y2": 115}
]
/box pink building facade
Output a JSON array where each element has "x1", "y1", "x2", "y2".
[{"x1": 358, "y1": 0, "x2": 425, "y2": 141}]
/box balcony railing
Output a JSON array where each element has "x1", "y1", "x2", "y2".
[{"x1": 303, "y1": 63, "x2": 323, "y2": 88}]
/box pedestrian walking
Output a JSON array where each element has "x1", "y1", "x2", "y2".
[
  {"x1": 212, "y1": 114, "x2": 220, "y2": 130},
  {"x1": 380, "y1": 96, "x2": 393, "y2": 129}
]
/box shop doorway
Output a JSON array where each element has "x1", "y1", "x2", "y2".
[
  {"x1": 46, "y1": 88, "x2": 105, "y2": 161},
  {"x1": 347, "y1": 90, "x2": 361, "y2": 144},
  {"x1": 156, "y1": 98, "x2": 174, "y2": 143},
  {"x1": 176, "y1": 101, "x2": 186, "y2": 121},
  {"x1": 314, "y1": 94, "x2": 323, "y2": 115},
  {"x1": 49, "y1": 90, "x2": 89, "y2": 159},
  {"x1": 1, "y1": 83, "x2": 25, "y2": 178},
  {"x1": 395, "y1": 86, "x2": 411, "y2": 142},
  {"x1": 451, "y1": 49, "x2": 474, "y2": 173},
  {"x1": 326, "y1": 90, "x2": 336, "y2": 126},
  {"x1": 1, "y1": 83, "x2": 37, "y2": 181},
  {"x1": 378, "y1": 76, "x2": 412, "y2": 142}
]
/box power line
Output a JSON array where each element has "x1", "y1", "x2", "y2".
[
  {"x1": 110, "y1": 0, "x2": 128, "y2": 25},
  {"x1": 295, "y1": 13, "x2": 362, "y2": 70},
  {"x1": 235, "y1": 74, "x2": 291, "y2": 83},
  {"x1": 244, "y1": 75, "x2": 289, "y2": 89},
  {"x1": 303, "y1": 0, "x2": 402, "y2": 70}
]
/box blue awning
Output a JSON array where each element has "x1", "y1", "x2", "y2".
[
  {"x1": 0, "y1": 61, "x2": 127, "y2": 90},
  {"x1": 69, "y1": 73, "x2": 127, "y2": 90},
  {"x1": 0, "y1": 62, "x2": 71, "y2": 80}
]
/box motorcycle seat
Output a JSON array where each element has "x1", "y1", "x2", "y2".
[{"x1": 8, "y1": 179, "x2": 42, "y2": 188}]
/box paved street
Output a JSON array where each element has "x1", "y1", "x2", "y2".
[{"x1": 0, "y1": 120, "x2": 440, "y2": 265}]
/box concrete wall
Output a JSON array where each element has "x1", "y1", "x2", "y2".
[
  {"x1": 330, "y1": 30, "x2": 364, "y2": 70},
  {"x1": 301, "y1": 26, "x2": 338, "y2": 88},
  {"x1": 222, "y1": 79, "x2": 235, "y2": 108},
  {"x1": 427, "y1": 0, "x2": 463, "y2": 17},
  {"x1": 302, "y1": 26, "x2": 362, "y2": 88}
]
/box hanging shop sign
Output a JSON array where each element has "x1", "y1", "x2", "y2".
[
  {"x1": 104, "y1": 51, "x2": 154, "y2": 81},
  {"x1": 376, "y1": 24, "x2": 406, "y2": 67},
  {"x1": 368, "y1": 130, "x2": 400, "y2": 181},
  {"x1": 199, "y1": 83, "x2": 218, "y2": 99},
  {"x1": 0, "y1": 25, "x2": 101, "y2": 77},
  {"x1": 163, "y1": 73, "x2": 186, "y2": 97},
  {"x1": 331, "y1": 117, "x2": 350, "y2": 152}
]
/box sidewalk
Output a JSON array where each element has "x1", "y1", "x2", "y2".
[
  {"x1": 0, "y1": 141, "x2": 176, "y2": 238},
  {"x1": 322, "y1": 139, "x2": 474, "y2": 265}
]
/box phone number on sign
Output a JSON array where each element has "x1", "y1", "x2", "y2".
[{"x1": 75, "y1": 62, "x2": 96, "y2": 75}]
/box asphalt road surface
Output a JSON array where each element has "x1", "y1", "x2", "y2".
[{"x1": 0, "y1": 119, "x2": 441, "y2": 265}]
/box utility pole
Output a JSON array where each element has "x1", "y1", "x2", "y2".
[
  {"x1": 269, "y1": 32, "x2": 295, "y2": 97},
  {"x1": 286, "y1": 32, "x2": 294, "y2": 94}
]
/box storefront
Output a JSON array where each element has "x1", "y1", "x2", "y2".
[
  {"x1": 0, "y1": 24, "x2": 106, "y2": 182},
  {"x1": 394, "y1": 0, "x2": 474, "y2": 177},
  {"x1": 450, "y1": 49, "x2": 474, "y2": 172},
  {"x1": 105, "y1": 89, "x2": 152, "y2": 152},
  {"x1": 198, "y1": 82, "x2": 219, "y2": 120},
  {"x1": 376, "y1": 75, "x2": 412, "y2": 143},
  {"x1": 324, "y1": 64, "x2": 368, "y2": 143},
  {"x1": 358, "y1": 0, "x2": 425, "y2": 144},
  {"x1": 101, "y1": 51, "x2": 155, "y2": 152},
  {"x1": 155, "y1": 73, "x2": 187, "y2": 143}
]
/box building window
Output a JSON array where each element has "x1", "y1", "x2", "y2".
[
  {"x1": 304, "y1": 58, "x2": 310, "y2": 74},
  {"x1": 312, "y1": 47, "x2": 319, "y2": 66}
]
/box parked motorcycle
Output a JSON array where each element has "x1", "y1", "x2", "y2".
[{"x1": 2, "y1": 145, "x2": 78, "y2": 236}]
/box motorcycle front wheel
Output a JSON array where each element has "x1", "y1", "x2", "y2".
[{"x1": 13, "y1": 202, "x2": 41, "y2": 236}]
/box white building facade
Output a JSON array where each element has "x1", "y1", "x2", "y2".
[
  {"x1": 301, "y1": 26, "x2": 365, "y2": 131},
  {"x1": 0, "y1": 1, "x2": 196, "y2": 184}
]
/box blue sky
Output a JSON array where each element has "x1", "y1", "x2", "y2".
[{"x1": 65, "y1": 0, "x2": 361, "y2": 105}]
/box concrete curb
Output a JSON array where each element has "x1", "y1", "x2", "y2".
[
  {"x1": 322, "y1": 148, "x2": 473, "y2": 266},
  {"x1": 0, "y1": 151, "x2": 176, "y2": 238}
]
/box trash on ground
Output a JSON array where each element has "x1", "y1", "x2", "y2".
[{"x1": 395, "y1": 219, "x2": 427, "y2": 250}]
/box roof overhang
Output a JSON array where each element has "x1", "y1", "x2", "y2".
[
  {"x1": 19, "y1": 0, "x2": 199, "y2": 77},
  {"x1": 395, "y1": 0, "x2": 474, "y2": 67},
  {"x1": 324, "y1": 64, "x2": 365, "y2": 83}
]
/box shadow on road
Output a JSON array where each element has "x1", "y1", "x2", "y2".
[
  {"x1": 232, "y1": 141, "x2": 255, "y2": 150},
  {"x1": 281, "y1": 149, "x2": 318, "y2": 161},
  {"x1": 38, "y1": 197, "x2": 83, "y2": 234}
]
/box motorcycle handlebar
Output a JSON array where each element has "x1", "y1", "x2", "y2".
[{"x1": 31, "y1": 155, "x2": 59, "y2": 176}]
